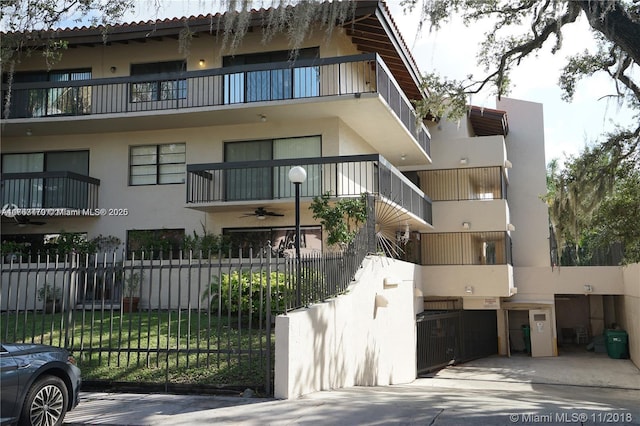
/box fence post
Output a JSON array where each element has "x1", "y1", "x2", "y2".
[
  {"x1": 265, "y1": 243, "x2": 272, "y2": 396},
  {"x1": 64, "y1": 252, "x2": 79, "y2": 348},
  {"x1": 367, "y1": 193, "x2": 376, "y2": 253}
]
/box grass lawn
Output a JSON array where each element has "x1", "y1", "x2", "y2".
[{"x1": 1, "y1": 310, "x2": 273, "y2": 387}]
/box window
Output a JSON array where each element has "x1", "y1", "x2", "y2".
[
  {"x1": 129, "y1": 143, "x2": 186, "y2": 185},
  {"x1": 127, "y1": 229, "x2": 185, "y2": 259},
  {"x1": 2, "y1": 150, "x2": 90, "y2": 208},
  {"x1": 7, "y1": 69, "x2": 91, "y2": 117},
  {"x1": 224, "y1": 136, "x2": 321, "y2": 200},
  {"x1": 223, "y1": 48, "x2": 319, "y2": 103},
  {"x1": 130, "y1": 60, "x2": 186, "y2": 102}
]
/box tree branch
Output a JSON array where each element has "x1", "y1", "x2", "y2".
[{"x1": 579, "y1": 1, "x2": 640, "y2": 66}]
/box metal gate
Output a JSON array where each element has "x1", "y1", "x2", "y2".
[{"x1": 416, "y1": 310, "x2": 498, "y2": 374}]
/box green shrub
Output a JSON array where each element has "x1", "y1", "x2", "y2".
[
  {"x1": 45, "y1": 232, "x2": 97, "y2": 256},
  {"x1": 204, "y1": 270, "x2": 292, "y2": 317},
  {"x1": 183, "y1": 229, "x2": 231, "y2": 257}
]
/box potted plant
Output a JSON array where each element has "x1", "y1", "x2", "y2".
[
  {"x1": 37, "y1": 283, "x2": 62, "y2": 313},
  {"x1": 122, "y1": 270, "x2": 142, "y2": 312}
]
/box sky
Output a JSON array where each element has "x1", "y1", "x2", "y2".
[
  {"x1": 59, "y1": 0, "x2": 639, "y2": 164},
  {"x1": 383, "y1": 2, "x2": 637, "y2": 164}
]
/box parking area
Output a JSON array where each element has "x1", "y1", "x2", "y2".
[
  {"x1": 427, "y1": 346, "x2": 640, "y2": 390},
  {"x1": 65, "y1": 350, "x2": 640, "y2": 425}
]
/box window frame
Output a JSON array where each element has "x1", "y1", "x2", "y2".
[
  {"x1": 222, "y1": 48, "x2": 320, "y2": 103},
  {"x1": 223, "y1": 135, "x2": 322, "y2": 201},
  {"x1": 6, "y1": 68, "x2": 92, "y2": 117},
  {"x1": 127, "y1": 228, "x2": 185, "y2": 259},
  {"x1": 129, "y1": 143, "x2": 186, "y2": 186},
  {"x1": 129, "y1": 60, "x2": 187, "y2": 103},
  {"x1": 223, "y1": 225, "x2": 323, "y2": 258},
  {"x1": 2, "y1": 150, "x2": 91, "y2": 208}
]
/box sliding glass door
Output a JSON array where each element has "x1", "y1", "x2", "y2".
[{"x1": 224, "y1": 136, "x2": 321, "y2": 201}]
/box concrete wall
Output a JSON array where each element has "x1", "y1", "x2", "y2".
[
  {"x1": 13, "y1": 26, "x2": 354, "y2": 76},
  {"x1": 1, "y1": 265, "x2": 75, "y2": 311},
  {"x1": 421, "y1": 135, "x2": 507, "y2": 171},
  {"x1": 1, "y1": 117, "x2": 349, "y2": 241},
  {"x1": 496, "y1": 98, "x2": 549, "y2": 267},
  {"x1": 421, "y1": 265, "x2": 514, "y2": 298},
  {"x1": 430, "y1": 200, "x2": 509, "y2": 232},
  {"x1": 513, "y1": 266, "x2": 625, "y2": 302},
  {"x1": 274, "y1": 256, "x2": 421, "y2": 399},
  {"x1": 616, "y1": 263, "x2": 640, "y2": 368}
]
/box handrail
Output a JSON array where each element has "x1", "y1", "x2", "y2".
[
  {"x1": 186, "y1": 154, "x2": 432, "y2": 225},
  {"x1": 1, "y1": 171, "x2": 101, "y2": 185},
  {"x1": 2, "y1": 53, "x2": 430, "y2": 155}
]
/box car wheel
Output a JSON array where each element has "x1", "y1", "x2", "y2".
[{"x1": 18, "y1": 375, "x2": 68, "y2": 426}]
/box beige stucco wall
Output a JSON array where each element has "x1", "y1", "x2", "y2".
[
  {"x1": 422, "y1": 135, "x2": 507, "y2": 171},
  {"x1": 430, "y1": 200, "x2": 509, "y2": 232},
  {"x1": 512, "y1": 266, "x2": 625, "y2": 303},
  {"x1": 1, "y1": 116, "x2": 356, "y2": 241},
  {"x1": 617, "y1": 263, "x2": 640, "y2": 367},
  {"x1": 13, "y1": 24, "x2": 357, "y2": 76},
  {"x1": 496, "y1": 98, "x2": 549, "y2": 267},
  {"x1": 274, "y1": 256, "x2": 421, "y2": 399},
  {"x1": 425, "y1": 115, "x2": 474, "y2": 140},
  {"x1": 421, "y1": 265, "x2": 514, "y2": 298}
]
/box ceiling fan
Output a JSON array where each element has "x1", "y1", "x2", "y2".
[{"x1": 241, "y1": 207, "x2": 284, "y2": 220}]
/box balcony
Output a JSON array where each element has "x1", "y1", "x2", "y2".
[
  {"x1": 186, "y1": 154, "x2": 432, "y2": 229},
  {"x1": 2, "y1": 54, "x2": 430, "y2": 165},
  {"x1": 420, "y1": 232, "x2": 512, "y2": 266},
  {"x1": 419, "y1": 167, "x2": 507, "y2": 201},
  {"x1": 420, "y1": 231, "x2": 515, "y2": 298},
  {"x1": 1, "y1": 171, "x2": 100, "y2": 212}
]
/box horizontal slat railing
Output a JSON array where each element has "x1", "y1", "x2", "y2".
[
  {"x1": 187, "y1": 154, "x2": 432, "y2": 226},
  {"x1": 3, "y1": 54, "x2": 430, "y2": 156},
  {"x1": 421, "y1": 231, "x2": 513, "y2": 265},
  {"x1": 419, "y1": 167, "x2": 505, "y2": 201},
  {"x1": 1, "y1": 171, "x2": 100, "y2": 211}
]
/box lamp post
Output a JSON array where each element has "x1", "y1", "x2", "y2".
[{"x1": 288, "y1": 166, "x2": 307, "y2": 306}]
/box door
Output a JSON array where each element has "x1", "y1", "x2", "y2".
[
  {"x1": 529, "y1": 309, "x2": 554, "y2": 357},
  {"x1": 0, "y1": 348, "x2": 19, "y2": 424}
]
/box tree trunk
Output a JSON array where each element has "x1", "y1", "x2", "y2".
[{"x1": 579, "y1": 1, "x2": 640, "y2": 66}]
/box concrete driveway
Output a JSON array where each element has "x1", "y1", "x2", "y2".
[
  {"x1": 428, "y1": 348, "x2": 640, "y2": 390},
  {"x1": 65, "y1": 350, "x2": 640, "y2": 425}
]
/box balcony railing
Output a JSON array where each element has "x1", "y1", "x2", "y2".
[
  {"x1": 421, "y1": 232, "x2": 512, "y2": 265},
  {"x1": 420, "y1": 167, "x2": 507, "y2": 201},
  {"x1": 2, "y1": 54, "x2": 430, "y2": 156},
  {"x1": 187, "y1": 154, "x2": 432, "y2": 226},
  {"x1": 1, "y1": 171, "x2": 100, "y2": 211}
]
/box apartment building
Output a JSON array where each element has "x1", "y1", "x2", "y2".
[
  {"x1": 420, "y1": 97, "x2": 638, "y2": 363},
  {"x1": 1, "y1": 1, "x2": 432, "y2": 259},
  {"x1": 2, "y1": 1, "x2": 637, "y2": 369}
]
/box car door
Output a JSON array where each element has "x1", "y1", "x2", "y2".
[{"x1": 0, "y1": 345, "x2": 21, "y2": 424}]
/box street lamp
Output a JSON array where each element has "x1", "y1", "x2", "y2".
[{"x1": 288, "y1": 166, "x2": 307, "y2": 306}]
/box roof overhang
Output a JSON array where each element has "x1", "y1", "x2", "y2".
[
  {"x1": 469, "y1": 105, "x2": 509, "y2": 136},
  {"x1": 7, "y1": 1, "x2": 425, "y2": 103}
]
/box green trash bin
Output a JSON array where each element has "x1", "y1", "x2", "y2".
[
  {"x1": 522, "y1": 325, "x2": 531, "y2": 355},
  {"x1": 605, "y1": 329, "x2": 629, "y2": 359}
]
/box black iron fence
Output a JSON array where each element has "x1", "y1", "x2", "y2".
[
  {"x1": 416, "y1": 310, "x2": 498, "y2": 374},
  {"x1": 1, "y1": 199, "x2": 376, "y2": 393},
  {"x1": 421, "y1": 232, "x2": 513, "y2": 265},
  {"x1": 187, "y1": 154, "x2": 432, "y2": 227},
  {"x1": 1, "y1": 171, "x2": 100, "y2": 211},
  {"x1": 2, "y1": 53, "x2": 430, "y2": 156}
]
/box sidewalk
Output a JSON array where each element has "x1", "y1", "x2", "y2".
[{"x1": 65, "y1": 351, "x2": 640, "y2": 425}]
